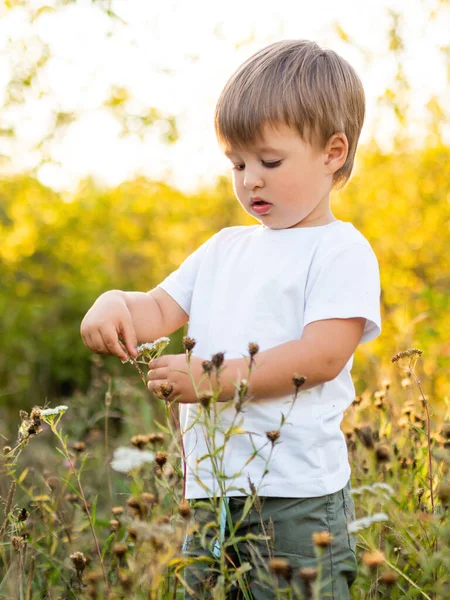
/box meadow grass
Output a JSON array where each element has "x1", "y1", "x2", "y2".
[{"x1": 0, "y1": 341, "x2": 449, "y2": 599}]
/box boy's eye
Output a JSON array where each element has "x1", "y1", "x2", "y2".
[
  {"x1": 263, "y1": 160, "x2": 282, "y2": 168},
  {"x1": 232, "y1": 164, "x2": 245, "y2": 171}
]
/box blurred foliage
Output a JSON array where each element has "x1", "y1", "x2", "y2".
[{"x1": 0, "y1": 142, "x2": 449, "y2": 414}]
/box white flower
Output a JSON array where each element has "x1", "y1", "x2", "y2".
[
  {"x1": 347, "y1": 512, "x2": 389, "y2": 534},
  {"x1": 110, "y1": 447, "x2": 155, "y2": 473},
  {"x1": 137, "y1": 337, "x2": 170, "y2": 355},
  {"x1": 40, "y1": 405, "x2": 69, "y2": 417}
]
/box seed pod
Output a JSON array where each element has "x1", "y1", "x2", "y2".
[
  {"x1": 269, "y1": 557, "x2": 293, "y2": 582},
  {"x1": 182, "y1": 336, "x2": 196, "y2": 352},
  {"x1": 362, "y1": 550, "x2": 385, "y2": 570},
  {"x1": 312, "y1": 531, "x2": 333, "y2": 547},
  {"x1": 177, "y1": 500, "x2": 192, "y2": 519},
  {"x1": 155, "y1": 451, "x2": 168, "y2": 468}
]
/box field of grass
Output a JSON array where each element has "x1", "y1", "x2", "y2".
[{"x1": 0, "y1": 341, "x2": 448, "y2": 599}]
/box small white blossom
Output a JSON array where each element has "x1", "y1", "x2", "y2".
[
  {"x1": 137, "y1": 337, "x2": 170, "y2": 355},
  {"x1": 110, "y1": 447, "x2": 155, "y2": 473},
  {"x1": 40, "y1": 405, "x2": 69, "y2": 417},
  {"x1": 347, "y1": 512, "x2": 389, "y2": 534}
]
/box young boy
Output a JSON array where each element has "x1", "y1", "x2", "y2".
[{"x1": 81, "y1": 40, "x2": 381, "y2": 599}]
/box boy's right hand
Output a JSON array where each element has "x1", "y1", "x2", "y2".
[{"x1": 80, "y1": 291, "x2": 138, "y2": 362}]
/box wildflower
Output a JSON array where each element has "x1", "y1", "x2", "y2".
[
  {"x1": 354, "y1": 425, "x2": 374, "y2": 449},
  {"x1": 110, "y1": 519, "x2": 120, "y2": 532},
  {"x1": 46, "y1": 476, "x2": 60, "y2": 491},
  {"x1": 437, "y1": 483, "x2": 450, "y2": 505},
  {"x1": 292, "y1": 374, "x2": 306, "y2": 390},
  {"x1": 381, "y1": 379, "x2": 391, "y2": 390},
  {"x1": 112, "y1": 506, "x2": 124, "y2": 516},
  {"x1": 70, "y1": 551, "x2": 87, "y2": 575},
  {"x1": 347, "y1": 513, "x2": 389, "y2": 534},
  {"x1": 146, "y1": 432, "x2": 164, "y2": 445},
  {"x1": 375, "y1": 446, "x2": 390, "y2": 463},
  {"x1": 11, "y1": 536, "x2": 26, "y2": 551},
  {"x1": 177, "y1": 500, "x2": 192, "y2": 519},
  {"x1": 141, "y1": 493, "x2": 156, "y2": 505},
  {"x1": 269, "y1": 557, "x2": 293, "y2": 582},
  {"x1": 182, "y1": 336, "x2": 196, "y2": 352},
  {"x1": 126, "y1": 496, "x2": 141, "y2": 511},
  {"x1": 312, "y1": 531, "x2": 333, "y2": 547},
  {"x1": 401, "y1": 377, "x2": 412, "y2": 388},
  {"x1": 130, "y1": 434, "x2": 149, "y2": 449},
  {"x1": 299, "y1": 566, "x2": 317, "y2": 582},
  {"x1": 155, "y1": 451, "x2": 168, "y2": 468},
  {"x1": 137, "y1": 338, "x2": 170, "y2": 357},
  {"x1": 265, "y1": 430, "x2": 280, "y2": 445},
  {"x1": 72, "y1": 441, "x2": 86, "y2": 453},
  {"x1": 352, "y1": 395, "x2": 363, "y2": 406},
  {"x1": 3, "y1": 445, "x2": 12, "y2": 454},
  {"x1": 380, "y1": 570, "x2": 398, "y2": 585},
  {"x1": 65, "y1": 493, "x2": 80, "y2": 504},
  {"x1": 211, "y1": 352, "x2": 225, "y2": 370},
  {"x1": 110, "y1": 447, "x2": 154, "y2": 473},
  {"x1": 248, "y1": 342, "x2": 259, "y2": 356},
  {"x1": 112, "y1": 543, "x2": 128, "y2": 559},
  {"x1": 391, "y1": 348, "x2": 423, "y2": 363},
  {"x1": 199, "y1": 390, "x2": 213, "y2": 409},
  {"x1": 374, "y1": 390, "x2": 385, "y2": 400},
  {"x1": 362, "y1": 550, "x2": 385, "y2": 569},
  {"x1": 202, "y1": 360, "x2": 214, "y2": 375},
  {"x1": 40, "y1": 405, "x2": 68, "y2": 417},
  {"x1": 154, "y1": 382, "x2": 174, "y2": 400}
]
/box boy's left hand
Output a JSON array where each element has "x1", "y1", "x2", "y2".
[{"x1": 147, "y1": 354, "x2": 207, "y2": 403}]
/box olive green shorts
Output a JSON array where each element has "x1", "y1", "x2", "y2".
[{"x1": 182, "y1": 480, "x2": 357, "y2": 599}]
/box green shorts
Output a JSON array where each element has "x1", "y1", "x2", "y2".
[{"x1": 182, "y1": 480, "x2": 357, "y2": 599}]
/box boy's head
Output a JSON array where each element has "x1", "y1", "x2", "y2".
[{"x1": 215, "y1": 40, "x2": 365, "y2": 191}]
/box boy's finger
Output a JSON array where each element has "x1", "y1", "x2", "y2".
[
  {"x1": 100, "y1": 328, "x2": 128, "y2": 360},
  {"x1": 119, "y1": 320, "x2": 138, "y2": 357},
  {"x1": 89, "y1": 332, "x2": 108, "y2": 354}
]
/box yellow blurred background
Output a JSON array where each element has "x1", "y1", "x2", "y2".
[{"x1": 0, "y1": 0, "x2": 449, "y2": 415}]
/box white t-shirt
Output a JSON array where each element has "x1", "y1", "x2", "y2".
[{"x1": 157, "y1": 220, "x2": 381, "y2": 499}]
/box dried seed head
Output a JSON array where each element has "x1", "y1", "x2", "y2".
[
  {"x1": 70, "y1": 551, "x2": 87, "y2": 574},
  {"x1": 269, "y1": 557, "x2": 293, "y2": 582},
  {"x1": 442, "y1": 422, "x2": 450, "y2": 440},
  {"x1": 17, "y1": 508, "x2": 28, "y2": 522},
  {"x1": 265, "y1": 430, "x2": 280, "y2": 444},
  {"x1": 248, "y1": 476, "x2": 261, "y2": 512},
  {"x1": 65, "y1": 493, "x2": 80, "y2": 504},
  {"x1": 182, "y1": 336, "x2": 196, "y2": 352},
  {"x1": 381, "y1": 379, "x2": 391, "y2": 390},
  {"x1": 202, "y1": 360, "x2": 214, "y2": 375},
  {"x1": 199, "y1": 390, "x2": 214, "y2": 409},
  {"x1": 3, "y1": 445, "x2": 12, "y2": 455},
  {"x1": 177, "y1": 500, "x2": 192, "y2": 519},
  {"x1": 248, "y1": 342, "x2": 259, "y2": 358},
  {"x1": 154, "y1": 382, "x2": 174, "y2": 400},
  {"x1": 19, "y1": 410, "x2": 28, "y2": 421},
  {"x1": 130, "y1": 435, "x2": 149, "y2": 450},
  {"x1": 375, "y1": 446, "x2": 390, "y2": 463},
  {"x1": 312, "y1": 531, "x2": 333, "y2": 547},
  {"x1": 417, "y1": 488, "x2": 425, "y2": 502},
  {"x1": 211, "y1": 352, "x2": 225, "y2": 369},
  {"x1": 353, "y1": 396, "x2": 363, "y2": 406},
  {"x1": 354, "y1": 425, "x2": 374, "y2": 449},
  {"x1": 437, "y1": 483, "x2": 450, "y2": 505},
  {"x1": 298, "y1": 566, "x2": 318, "y2": 582},
  {"x1": 84, "y1": 570, "x2": 103, "y2": 584},
  {"x1": 292, "y1": 374, "x2": 307, "y2": 390},
  {"x1": 11, "y1": 535, "x2": 25, "y2": 551},
  {"x1": 374, "y1": 390, "x2": 385, "y2": 400},
  {"x1": 155, "y1": 451, "x2": 168, "y2": 468},
  {"x1": 146, "y1": 433, "x2": 164, "y2": 445},
  {"x1": 110, "y1": 519, "x2": 120, "y2": 532},
  {"x1": 112, "y1": 506, "x2": 124, "y2": 516},
  {"x1": 380, "y1": 570, "x2": 398, "y2": 585},
  {"x1": 127, "y1": 526, "x2": 137, "y2": 541},
  {"x1": 362, "y1": 550, "x2": 385, "y2": 569},
  {"x1": 401, "y1": 377, "x2": 412, "y2": 389},
  {"x1": 126, "y1": 496, "x2": 140, "y2": 510},
  {"x1": 72, "y1": 441, "x2": 86, "y2": 453},
  {"x1": 141, "y1": 493, "x2": 156, "y2": 505},
  {"x1": 402, "y1": 402, "x2": 415, "y2": 417},
  {"x1": 112, "y1": 543, "x2": 128, "y2": 558},
  {"x1": 46, "y1": 476, "x2": 60, "y2": 491},
  {"x1": 391, "y1": 348, "x2": 423, "y2": 363}
]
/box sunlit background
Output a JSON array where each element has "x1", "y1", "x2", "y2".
[{"x1": 0, "y1": 0, "x2": 449, "y2": 410}]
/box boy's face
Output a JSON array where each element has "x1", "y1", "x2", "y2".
[{"x1": 224, "y1": 123, "x2": 336, "y2": 229}]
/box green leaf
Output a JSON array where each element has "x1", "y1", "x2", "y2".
[
  {"x1": 154, "y1": 420, "x2": 170, "y2": 435},
  {"x1": 101, "y1": 532, "x2": 116, "y2": 559}
]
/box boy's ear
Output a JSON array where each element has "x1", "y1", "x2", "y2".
[{"x1": 323, "y1": 133, "x2": 348, "y2": 174}]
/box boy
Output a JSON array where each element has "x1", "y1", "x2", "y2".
[{"x1": 81, "y1": 40, "x2": 381, "y2": 599}]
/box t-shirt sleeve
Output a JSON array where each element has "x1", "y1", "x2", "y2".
[
  {"x1": 155, "y1": 233, "x2": 216, "y2": 316},
  {"x1": 303, "y1": 243, "x2": 381, "y2": 344}
]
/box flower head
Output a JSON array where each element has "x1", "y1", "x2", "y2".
[{"x1": 110, "y1": 447, "x2": 155, "y2": 473}]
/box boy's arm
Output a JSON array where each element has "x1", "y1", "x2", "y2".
[
  {"x1": 220, "y1": 317, "x2": 366, "y2": 400},
  {"x1": 80, "y1": 287, "x2": 188, "y2": 361}
]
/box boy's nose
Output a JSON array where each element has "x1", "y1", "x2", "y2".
[{"x1": 243, "y1": 170, "x2": 264, "y2": 190}]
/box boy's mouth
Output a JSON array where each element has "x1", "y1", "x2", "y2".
[{"x1": 251, "y1": 198, "x2": 272, "y2": 215}]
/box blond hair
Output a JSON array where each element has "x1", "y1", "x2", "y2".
[{"x1": 215, "y1": 40, "x2": 365, "y2": 189}]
